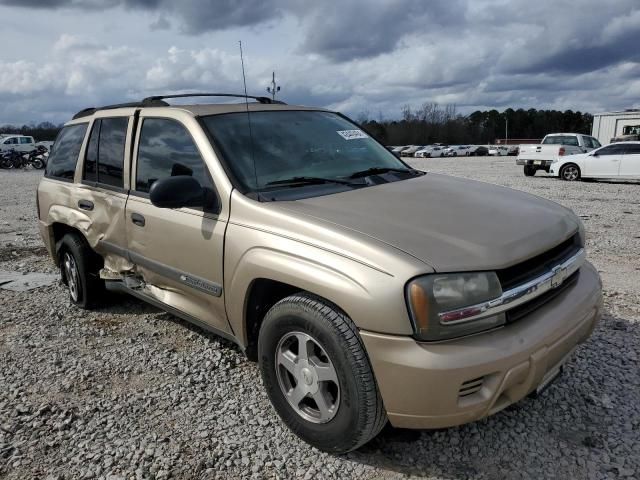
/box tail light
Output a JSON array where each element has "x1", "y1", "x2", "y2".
[{"x1": 559, "y1": 147, "x2": 566, "y2": 156}]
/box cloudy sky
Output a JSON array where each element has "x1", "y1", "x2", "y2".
[{"x1": 0, "y1": 0, "x2": 639, "y2": 124}]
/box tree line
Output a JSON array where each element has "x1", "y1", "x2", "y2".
[
  {"x1": 358, "y1": 104, "x2": 594, "y2": 146},
  {"x1": 2, "y1": 105, "x2": 594, "y2": 146},
  {"x1": 0, "y1": 122, "x2": 62, "y2": 141}
]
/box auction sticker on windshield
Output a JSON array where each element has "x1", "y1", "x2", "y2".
[{"x1": 337, "y1": 130, "x2": 368, "y2": 140}]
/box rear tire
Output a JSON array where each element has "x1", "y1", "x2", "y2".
[
  {"x1": 56, "y1": 233, "x2": 104, "y2": 309},
  {"x1": 524, "y1": 165, "x2": 536, "y2": 176},
  {"x1": 560, "y1": 163, "x2": 581, "y2": 181},
  {"x1": 258, "y1": 293, "x2": 386, "y2": 453}
]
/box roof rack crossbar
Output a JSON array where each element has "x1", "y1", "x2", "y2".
[{"x1": 141, "y1": 93, "x2": 286, "y2": 105}]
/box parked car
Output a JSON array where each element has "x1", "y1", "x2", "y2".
[
  {"x1": 489, "y1": 145, "x2": 509, "y2": 156},
  {"x1": 391, "y1": 145, "x2": 410, "y2": 154},
  {"x1": 517, "y1": 133, "x2": 601, "y2": 176},
  {"x1": 507, "y1": 145, "x2": 519, "y2": 156},
  {"x1": 400, "y1": 145, "x2": 425, "y2": 157},
  {"x1": 0, "y1": 135, "x2": 35, "y2": 153},
  {"x1": 550, "y1": 141, "x2": 640, "y2": 181},
  {"x1": 469, "y1": 145, "x2": 489, "y2": 156},
  {"x1": 445, "y1": 145, "x2": 472, "y2": 157},
  {"x1": 414, "y1": 146, "x2": 432, "y2": 158},
  {"x1": 37, "y1": 93, "x2": 602, "y2": 453}
]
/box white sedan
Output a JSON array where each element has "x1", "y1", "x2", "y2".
[{"x1": 550, "y1": 141, "x2": 640, "y2": 181}]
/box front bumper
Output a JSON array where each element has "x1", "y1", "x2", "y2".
[{"x1": 360, "y1": 261, "x2": 602, "y2": 429}]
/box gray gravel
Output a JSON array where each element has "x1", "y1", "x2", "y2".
[{"x1": 0, "y1": 161, "x2": 638, "y2": 479}]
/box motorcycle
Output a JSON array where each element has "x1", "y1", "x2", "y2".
[{"x1": 0, "y1": 149, "x2": 21, "y2": 169}]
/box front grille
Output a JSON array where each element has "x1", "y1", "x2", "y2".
[
  {"x1": 505, "y1": 270, "x2": 579, "y2": 324},
  {"x1": 497, "y1": 234, "x2": 581, "y2": 290}
]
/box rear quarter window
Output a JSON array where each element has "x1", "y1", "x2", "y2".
[{"x1": 45, "y1": 123, "x2": 88, "y2": 181}]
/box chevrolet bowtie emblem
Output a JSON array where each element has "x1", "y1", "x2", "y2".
[{"x1": 550, "y1": 265, "x2": 567, "y2": 288}]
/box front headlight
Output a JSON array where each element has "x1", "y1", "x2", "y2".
[{"x1": 406, "y1": 272, "x2": 504, "y2": 341}]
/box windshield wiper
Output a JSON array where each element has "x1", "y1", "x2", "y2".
[
  {"x1": 347, "y1": 166, "x2": 421, "y2": 179},
  {"x1": 264, "y1": 176, "x2": 358, "y2": 188}
]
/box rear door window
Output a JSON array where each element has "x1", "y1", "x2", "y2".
[
  {"x1": 45, "y1": 124, "x2": 88, "y2": 180},
  {"x1": 82, "y1": 117, "x2": 128, "y2": 189},
  {"x1": 97, "y1": 117, "x2": 128, "y2": 188},
  {"x1": 135, "y1": 118, "x2": 213, "y2": 195}
]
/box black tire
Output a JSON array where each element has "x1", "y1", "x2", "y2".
[
  {"x1": 258, "y1": 293, "x2": 386, "y2": 453},
  {"x1": 524, "y1": 165, "x2": 536, "y2": 176},
  {"x1": 56, "y1": 233, "x2": 104, "y2": 309},
  {"x1": 560, "y1": 163, "x2": 581, "y2": 181},
  {"x1": 32, "y1": 158, "x2": 45, "y2": 169}
]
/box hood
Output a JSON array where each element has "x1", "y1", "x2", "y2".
[{"x1": 276, "y1": 173, "x2": 579, "y2": 272}]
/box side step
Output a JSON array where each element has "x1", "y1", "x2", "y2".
[{"x1": 105, "y1": 280, "x2": 242, "y2": 349}]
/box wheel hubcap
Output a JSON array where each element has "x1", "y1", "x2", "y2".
[
  {"x1": 63, "y1": 252, "x2": 80, "y2": 302},
  {"x1": 275, "y1": 331, "x2": 340, "y2": 424}
]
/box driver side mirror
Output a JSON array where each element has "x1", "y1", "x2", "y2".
[{"x1": 150, "y1": 175, "x2": 218, "y2": 211}]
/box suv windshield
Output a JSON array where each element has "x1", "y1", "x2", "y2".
[{"x1": 202, "y1": 111, "x2": 415, "y2": 193}]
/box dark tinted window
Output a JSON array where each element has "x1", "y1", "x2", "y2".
[
  {"x1": 84, "y1": 120, "x2": 100, "y2": 183},
  {"x1": 97, "y1": 117, "x2": 128, "y2": 188},
  {"x1": 136, "y1": 118, "x2": 213, "y2": 194},
  {"x1": 583, "y1": 137, "x2": 594, "y2": 149},
  {"x1": 45, "y1": 124, "x2": 88, "y2": 180},
  {"x1": 624, "y1": 144, "x2": 640, "y2": 154},
  {"x1": 20, "y1": 137, "x2": 32, "y2": 144},
  {"x1": 591, "y1": 137, "x2": 601, "y2": 148},
  {"x1": 597, "y1": 144, "x2": 626, "y2": 155}
]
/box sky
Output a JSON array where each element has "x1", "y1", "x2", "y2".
[{"x1": 0, "y1": 0, "x2": 639, "y2": 125}]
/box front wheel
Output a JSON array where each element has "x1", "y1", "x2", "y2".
[
  {"x1": 560, "y1": 163, "x2": 581, "y2": 181},
  {"x1": 258, "y1": 293, "x2": 386, "y2": 453}
]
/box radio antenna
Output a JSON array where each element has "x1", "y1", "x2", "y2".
[{"x1": 239, "y1": 40, "x2": 258, "y2": 191}]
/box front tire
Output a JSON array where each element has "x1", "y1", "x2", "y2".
[
  {"x1": 258, "y1": 293, "x2": 386, "y2": 453},
  {"x1": 524, "y1": 165, "x2": 536, "y2": 176},
  {"x1": 560, "y1": 163, "x2": 581, "y2": 181},
  {"x1": 56, "y1": 233, "x2": 104, "y2": 309}
]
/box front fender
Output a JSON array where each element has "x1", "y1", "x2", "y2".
[{"x1": 224, "y1": 223, "x2": 418, "y2": 347}]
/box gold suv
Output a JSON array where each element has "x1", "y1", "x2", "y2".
[{"x1": 37, "y1": 94, "x2": 602, "y2": 453}]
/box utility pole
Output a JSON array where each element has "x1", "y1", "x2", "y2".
[
  {"x1": 505, "y1": 116, "x2": 508, "y2": 145},
  {"x1": 266, "y1": 71, "x2": 281, "y2": 101}
]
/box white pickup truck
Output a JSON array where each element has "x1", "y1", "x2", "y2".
[{"x1": 516, "y1": 133, "x2": 601, "y2": 176}]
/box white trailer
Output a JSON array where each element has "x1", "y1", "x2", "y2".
[{"x1": 591, "y1": 109, "x2": 640, "y2": 145}]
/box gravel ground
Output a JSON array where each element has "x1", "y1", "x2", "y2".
[{"x1": 0, "y1": 160, "x2": 638, "y2": 480}]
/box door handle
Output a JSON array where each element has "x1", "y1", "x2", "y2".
[
  {"x1": 131, "y1": 213, "x2": 146, "y2": 227},
  {"x1": 78, "y1": 200, "x2": 94, "y2": 211}
]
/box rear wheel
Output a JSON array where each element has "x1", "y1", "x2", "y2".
[
  {"x1": 258, "y1": 293, "x2": 386, "y2": 453},
  {"x1": 524, "y1": 165, "x2": 536, "y2": 176},
  {"x1": 560, "y1": 163, "x2": 581, "y2": 181},
  {"x1": 57, "y1": 233, "x2": 104, "y2": 309}
]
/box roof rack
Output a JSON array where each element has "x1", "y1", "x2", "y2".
[
  {"x1": 72, "y1": 93, "x2": 285, "y2": 120},
  {"x1": 142, "y1": 93, "x2": 286, "y2": 105}
]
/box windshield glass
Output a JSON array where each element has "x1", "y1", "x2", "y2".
[{"x1": 202, "y1": 111, "x2": 410, "y2": 192}]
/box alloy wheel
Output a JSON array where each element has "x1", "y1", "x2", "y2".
[
  {"x1": 63, "y1": 252, "x2": 80, "y2": 302},
  {"x1": 275, "y1": 331, "x2": 340, "y2": 423},
  {"x1": 562, "y1": 165, "x2": 579, "y2": 181}
]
